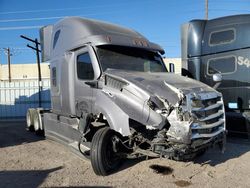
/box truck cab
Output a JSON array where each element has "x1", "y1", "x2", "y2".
[{"x1": 27, "y1": 17, "x2": 226, "y2": 176}]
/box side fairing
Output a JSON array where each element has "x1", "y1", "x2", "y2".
[
  {"x1": 94, "y1": 90, "x2": 131, "y2": 136},
  {"x1": 93, "y1": 74, "x2": 165, "y2": 136}
]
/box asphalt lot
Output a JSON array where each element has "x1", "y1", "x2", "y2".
[{"x1": 0, "y1": 120, "x2": 250, "y2": 188}]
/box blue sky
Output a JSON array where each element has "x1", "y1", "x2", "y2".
[{"x1": 0, "y1": 0, "x2": 250, "y2": 64}]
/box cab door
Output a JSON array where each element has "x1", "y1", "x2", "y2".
[{"x1": 74, "y1": 46, "x2": 101, "y2": 117}]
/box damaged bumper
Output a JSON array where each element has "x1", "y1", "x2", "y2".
[
  {"x1": 152, "y1": 131, "x2": 226, "y2": 160},
  {"x1": 165, "y1": 91, "x2": 225, "y2": 144}
]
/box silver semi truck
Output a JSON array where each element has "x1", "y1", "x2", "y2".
[{"x1": 26, "y1": 17, "x2": 226, "y2": 176}]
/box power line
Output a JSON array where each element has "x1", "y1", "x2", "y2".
[
  {"x1": 0, "y1": 16, "x2": 65, "y2": 23},
  {"x1": 0, "y1": 9, "x2": 135, "y2": 23},
  {"x1": 0, "y1": 7, "x2": 149, "y2": 23},
  {"x1": 182, "y1": 9, "x2": 206, "y2": 13},
  {"x1": 210, "y1": 8, "x2": 250, "y2": 12},
  {"x1": 0, "y1": 0, "x2": 160, "y2": 15},
  {"x1": 0, "y1": 25, "x2": 42, "y2": 31},
  {"x1": 9, "y1": 47, "x2": 31, "y2": 50},
  {"x1": 180, "y1": 8, "x2": 250, "y2": 14},
  {"x1": 0, "y1": 2, "x2": 216, "y2": 24},
  {"x1": 0, "y1": 47, "x2": 33, "y2": 59},
  {"x1": 210, "y1": 0, "x2": 250, "y2": 3},
  {"x1": 0, "y1": 47, "x2": 31, "y2": 52},
  {"x1": 0, "y1": 7, "x2": 90, "y2": 15}
]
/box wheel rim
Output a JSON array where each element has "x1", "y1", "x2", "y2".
[
  {"x1": 26, "y1": 112, "x2": 31, "y2": 128},
  {"x1": 105, "y1": 135, "x2": 121, "y2": 169},
  {"x1": 34, "y1": 114, "x2": 39, "y2": 131}
]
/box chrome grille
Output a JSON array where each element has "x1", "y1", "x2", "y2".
[
  {"x1": 191, "y1": 96, "x2": 221, "y2": 108},
  {"x1": 188, "y1": 93, "x2": 225, "y2": 139}
]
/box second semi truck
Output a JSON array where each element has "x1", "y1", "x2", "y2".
[{"x1": 181, "y1": 14, "x2": 250, "y2": 137}]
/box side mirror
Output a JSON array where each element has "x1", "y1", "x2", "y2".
[
  {"x1": 213, "y1": 73, "x2": 222, "y2": 82},
  {"x1": 85, "y1": 80, "x2": 99, "y2": 88}
]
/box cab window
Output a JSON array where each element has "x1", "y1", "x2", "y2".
[
  {"x1": 53, "y1": 30, "x2": 61, "y2": 49},
  {"x1": 77, "y1": 53, "x2": 94, "y2": 80},
  {"x1": 207, "y1": 56, "x2": 236, "y2": 75},
  {"x1": 209, "y1": 29, "x2": 235, "y2": 46}
]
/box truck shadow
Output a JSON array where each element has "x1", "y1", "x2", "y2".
[
  {"x1": 0, "y1": 120, "x2": 44, "y2": 148},
  {"x1": 0, "y1": 166, "x2": 63, "y2": 188},
  {"x1": 194, "y1": 137, "x2": 250, "y2": 166}
]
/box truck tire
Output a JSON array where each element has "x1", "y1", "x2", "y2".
[
  {"x1": 90, "y1": 127, "x2": 122, "y2": 176},
  {"x1": 33, "y1": 111, "x2": 44, "y2": 136},
  {"x1": 26, "y1": 108, "x2": 36, "y2": 131}
]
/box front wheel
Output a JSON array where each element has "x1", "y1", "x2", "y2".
[{"x1": 90, "y1": 127, "x2": 123, "y2": 176}]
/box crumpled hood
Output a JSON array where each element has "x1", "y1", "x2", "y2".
[{"x1": 104, "y1": 69, "x2": 217, "y2": 105}]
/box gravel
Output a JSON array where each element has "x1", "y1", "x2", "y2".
[{"x1": 0, "y1": 120, "x2": 250, "y2": 188}]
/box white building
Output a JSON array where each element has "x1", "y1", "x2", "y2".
[
  {"x1": 163, "y1": 58, "x2": 181, "y2": 74},
  {"x1": 0, "y1": 63, "x2": 50, "y2": 81}
]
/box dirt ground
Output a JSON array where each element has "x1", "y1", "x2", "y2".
[{"x1": 0, "y1": 121, "x2": 250, "y2": 188}]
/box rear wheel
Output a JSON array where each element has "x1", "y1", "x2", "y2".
[
  {"x1": 33, "y1": 111, "x2": 44, "y2": 136},
  {"x1": 90, "y1": 127, "x2": 123, "y2": 176},
  {"x1": 26, "y1": 109, "x2": 36, "y2": 131}
]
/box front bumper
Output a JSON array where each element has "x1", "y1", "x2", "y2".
[{"x1": 153, "y1": 131, "x2": 226, "y2": 160}]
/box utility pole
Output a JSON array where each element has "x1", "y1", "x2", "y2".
[
  {"x1": 20, "y1": 35, "x2": 42, "y2": 107},
  {"x1": 3, "y1": 47, "x2": 12, "y2": 82},
  {"x1": 205, "y1": 0, "x2": 208, "y2": 20}
]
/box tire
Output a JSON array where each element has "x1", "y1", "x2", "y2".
[
  {"x1": 90, "y1": 127, "x2": 123, "y2": 176},
  {"x1": 26, "y1": 109, "x2": 36, "y2": 131},
  {"x1": 33, "y1": 111, "x2": 44, "y2": 136}
]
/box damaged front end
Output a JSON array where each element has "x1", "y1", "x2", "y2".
[
  {"x1": 94, "y1": 70, "x2": 226, "y2": 160},
  {"x1": 148, "y1": 90, "x2": 225, "y2": 160}
]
